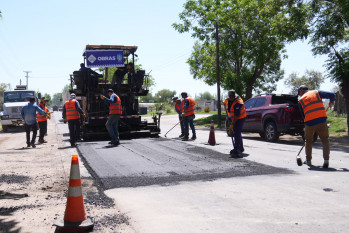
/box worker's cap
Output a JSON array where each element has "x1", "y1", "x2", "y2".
[
  {"x1": 41, "y1": 97, "x2": 47, "y2": 102},
  {"x1": 70, "y1": 93, "x2": 76, "y2": 99},
  {"x1": 107, "y1": 89, "x2": 114, "y2": 93},
  {"x1": 180, "y1": 92, "x2": 188, "y2": 97},
  {"x1": 172, "y1": 97, "x2": 178, "y2": 102},
  {"x1": 228, "y1": 90, "x2": 236, "y2": 98},
  {"x1": 297, "y1": 85, "x2": 309, "y2": 95}
]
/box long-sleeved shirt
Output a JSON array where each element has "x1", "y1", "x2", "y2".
[
  {"x1": 21, "y1": 103, "x2": 46, "y2": 125},
  {"x1": 298, "y1": 90, "x2": 336, "y2": 126},
  {"x1": 104, "y1": 93, "x2": 117, "y2": 104},
  {"x1": 62, "y1": 100, "x2": 83, "y2": 119}
]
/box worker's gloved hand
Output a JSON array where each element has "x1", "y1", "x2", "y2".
[
  {"x1": 82, "y1": 113, "x2": 86, "y2": 119},
  {"x1": 100, "y1": 95, "x2": 105, "y2": 100},
  {"x1": 63, "y1": 119, "x2": 67, "y2": 124},
  {"x1": 46, "y1": 112, "x2": 51, "y2": 119}
]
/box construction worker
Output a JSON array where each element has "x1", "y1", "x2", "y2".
[
  {"x1": 100, "y1": 89, "x2": 122, "y2": 146},
  {"x1": 298, "y1": 85, "x2": 336, "y2": 168},
  {"x1": 21, "y1": 97, "x2": 47, "y2": 148},
  {"x1": 181, "y1": 92, "x2": 196, "y2": 141},
  {"x1": 62, "y1": 93, "x2": 84, "y2": 147},
  {"x1": 37, "y1": 97, "x2": 49, "y2": 143},
  {"x1": 172, "y1": 97, "x2": 185, "y2": 137},
  {"x1": 227, "y1": 90, "x2": 246, "y2": 158}
]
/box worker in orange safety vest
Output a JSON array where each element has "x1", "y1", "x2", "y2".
[
  {"x1": 37, "y1": 97, "x2": 49, "y2": 143},
  {"x1": 298, "y1": 85, "x2": 336, "y2": 168},
  {"x1": 181, "y1": 92, "x2": 196, "y2": 141},
  {"x1": 100, "y1": 89, "x2": 123, "y2": 146},
  {"x1": 227, "y1": 90, "x2": 246, "y2": 158},
  {"x1": 62, "y1": 93, "x2": 84, "y2": 147}
]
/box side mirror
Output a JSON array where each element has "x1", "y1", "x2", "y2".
[{"x1": 38, "y1": 93, "x2": 42, "y2": 99}]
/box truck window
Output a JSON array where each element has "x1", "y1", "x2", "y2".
[
  {"x1": 271, "y1": 96, "x2": 298, "y2": 105},
  {"x1": 254, "y1": 98, "x2": 267, "y2": 108},
  {"x1": 244, "y1": 98, "x2": 257, "y2": 109},
  {"x1": 4, "y1": 91, "x2": 35, "y2": 103}
]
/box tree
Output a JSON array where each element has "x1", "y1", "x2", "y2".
[
  {"x1": 0, "y1": 83, "x2": 10, "y2": 92},
  {"x1": 308, "y1": 0, "x2": 349, "y2": 135},
  {"x1": 154, "y1": 89, "x2": 176, "y2": 103},
  {"x1": 173, "y1": 0, "x2": 309, "y2": 100},
  {"x1": 51, "y1": 93, "x2": 63, "y2": 106},
  {"x1": 43, "y1": 93, "x2": 52, "y2": 105},
  {"x1": 197, "y1": 91, "x2": 214, "y2": 100},
  {"x1": 284, "y1": 70, "x2": 325, "y2": 94}
]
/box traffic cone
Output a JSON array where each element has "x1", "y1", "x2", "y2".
[
  {"x1": 54, "y1": 155, "x2": 94, "y2": 232},
  {"x1": 208, "y1": 120, "x2": 216, "y2": 146}
]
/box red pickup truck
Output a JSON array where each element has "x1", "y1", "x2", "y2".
[{"x1": 241, "y1": 94, "x2": 304, "y2": 142}]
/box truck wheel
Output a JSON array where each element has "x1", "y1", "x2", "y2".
[
  {"x1": 2, "y1": 125, "x2": 8, "y2": 132},
  {"x1": 264, "y1": 121, "x2": 279, "y2": 142}
]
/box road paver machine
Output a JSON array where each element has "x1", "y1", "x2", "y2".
[{"x1": 70, "y1": 45, "x2": 161, "y2": 139}]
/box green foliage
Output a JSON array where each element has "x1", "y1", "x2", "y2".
[
  {"x1": 284, "y1": 70, "x2": 325, "y2": 94},
  {"x1": 51, "y1": 93, "x2": 63, "y2": 106},
  {"x1": 43, "y1": 93, "x2": 52, "y2": 105},
  {"x1": 154, "y1": 89, "x2": 176, "y2": 103},
  {"x1": 196, "y1": 91, "x2": 214, "y2": 100},
  {"x1": 173, "y1": 0, "x2": 310, "y2": 99},
  {"x1": 327, "y1": 115, "x2": 348, "y2": 136},
  {"x1": 0, "y1": 83, "x2": 10, "y2": 92}
]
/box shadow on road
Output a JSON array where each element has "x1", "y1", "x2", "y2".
[{"x1": 308, "y1": 166, "x2": 349, "y2": 172}]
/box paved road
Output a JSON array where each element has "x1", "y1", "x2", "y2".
[{"x1": 59, "y1": 113, "x2": 349, "y2": 233}]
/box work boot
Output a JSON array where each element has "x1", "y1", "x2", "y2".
[
  {"x1": 27, "y1": 143, "x2": 31, "y2": 147},
  {"x1": 323, "y1": 160, "x2": 329, "y2": 169},
  {"x1": 182, "y1": 135, "x2": 189, "y2": 141},
  {"x1": 31, "y1": 143, "x2": 36, "y2": 148},
  {"x1": 304, "y1": 160, "x2": 312, "y2": 166},
  {"x1": 240, "y1": 147, "x2": 245, "y2": 153},
  {"x1": 112, "y1": 140, "x2": 120, "y2": 146},
  {"x1": 70, "y1": 142, "x2": 76, "y2": 147},
  {"x1": 191, "y1": 134, "x2": 197, "y2": 140},
  {"x1": 179, "y1": 133, "x2": 185, "y2": 138}
]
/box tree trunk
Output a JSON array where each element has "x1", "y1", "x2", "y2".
[{"x1": 341, "y1": 76, "x2": 349, "y2": 136}]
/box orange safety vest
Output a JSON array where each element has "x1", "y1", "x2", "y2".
[
  {"x1": 223, "y1": 98, "x2": 229, "y2": 111},
  {"x1": 65, "y1": 99, "x2": 81, "y2": 120},
  {"x1": 184, "y1": 97, "x2": 195, "y2": 117},
  {"x1": 299, "y1": 90, "x2": 327, "y2": 122},
  {"x1": 228, "y1": 97, "x2": 246, "y2": 120},
  {"x1": 37, "y1": 102, "x2": 48, "y2": 122},
  {"x1": 109, "y1": 93, "x2": 122, "y2": 115},
  {"x1": 175, "y1": 101, "x2": 183, "y2": 113}
]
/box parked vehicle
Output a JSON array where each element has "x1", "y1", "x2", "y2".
[
  {"x1": 0, "y1": 85, "x2": 40, "y2": 132},
  {"x1": 241, "y1": 94, "x2": 304, "y2": 142}
]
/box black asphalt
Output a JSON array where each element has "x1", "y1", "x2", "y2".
[{"x1": 77, "y1": 137, "x2": 293, "y2": 190}]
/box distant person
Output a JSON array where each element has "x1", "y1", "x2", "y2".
[
  {"x1": 100, "y1": 89, "x2": 123, "y2": 146},
  {"x1": 298, "y1": 85, "x2": 336, "y2": 168},
  {"x1": 227, "y1": 90, "x2": 246, "y2": 158},
  {"x1": 21, "y1": 97, "x2": 47, "y2": 148},
  {"x1": 111, "y1": 67, "x2": 126, "y2": 95},
  {"x1": 181, "y1": 92, "x2": 196, "y2": 141},
  {"x1": 62, "y1": 93, "x2": 84, "y2": 147},
  {"x1": 37, "y1": 97, "x2": 49, "y2": 143},
  {"x1": 172, "y1": 97, "x2": 184, "y2": 137}
]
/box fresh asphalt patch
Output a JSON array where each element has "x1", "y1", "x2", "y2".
[{"x1": 77, "y1": 137, "x2": 292, "y2": 189}]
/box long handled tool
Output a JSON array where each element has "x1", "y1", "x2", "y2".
[
  {"x1": 164, "y1": 121, "x2": 181, "y2": 138},
  {"x1": 296, "y1": 143, "x2": 305, "y2": 166}
]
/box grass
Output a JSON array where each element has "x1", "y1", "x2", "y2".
[
  {"x1": 327, "y1": 115, "x2": 348, "y2": 137},
  {"x1": 194, "y1": 112, "x2": 348, "y2": 137}
]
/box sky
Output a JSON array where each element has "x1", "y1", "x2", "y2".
[{"x1": 0, "y1": 0, "x2": 336, "y2": 99}]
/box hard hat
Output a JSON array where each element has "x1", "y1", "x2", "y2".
[
  {"x1": 181, "y1": 92, "x2": 188, "y2": 97},
  {"x1": 41, "y1": 97, "x2": 47, "y2": 102},
  {"x1": 107, "y1": 89, "x2": 114, "y2": 93},
  {"x1": 172, "y1": 97, "x2": 178, "y2": 102},
  {"x1": 70, "y1": 93, "x2": 76, "y2": 99}
]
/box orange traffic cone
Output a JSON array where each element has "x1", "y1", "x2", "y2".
[
  {"x1": 208, "y1": 120, "x2": 216, "y2": 146},
  {"x1": 54, "y1": 155, "x2": 94, "y2": 232}
]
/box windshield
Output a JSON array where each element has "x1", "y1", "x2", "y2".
[{"x1": 4, "y1": 91, "x2": 35, "y2": 103}]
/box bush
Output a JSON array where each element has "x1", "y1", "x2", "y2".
[{"x1": 204, "y1": 106, "x2": 210, "y2": 113}]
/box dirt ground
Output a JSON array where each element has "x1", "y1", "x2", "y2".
[{"x1": 0, "y1": 115, "x2": 136, "y2": 233}]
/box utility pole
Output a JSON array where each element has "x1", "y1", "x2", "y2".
[
  {"x1": 215, "y1": 21, "x2": 222, "y2": 128},
  {"x1": 23, "y1": 71, "x2": 31, "y2": 90}
]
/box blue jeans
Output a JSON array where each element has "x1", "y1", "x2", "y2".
[
  {"x1": 25, "y1": 123, "x2": 38, "y2": 144},
  {"x1": 184, "y1": 114, "x2": 196, "y2": 136},
  {"x1": 106, "y1": 114, "x2": 120, "y2": 141},
  {"x1": 232, "y1": 118, "x2": 245, "y2": 151}
]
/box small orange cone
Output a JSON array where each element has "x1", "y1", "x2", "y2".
[
  {"x1": 208, "y1": 120, "x2": 216, "y2": 146},
  {"x1": 54, "y1": 155, "x2": 94, "y2": 232}
]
